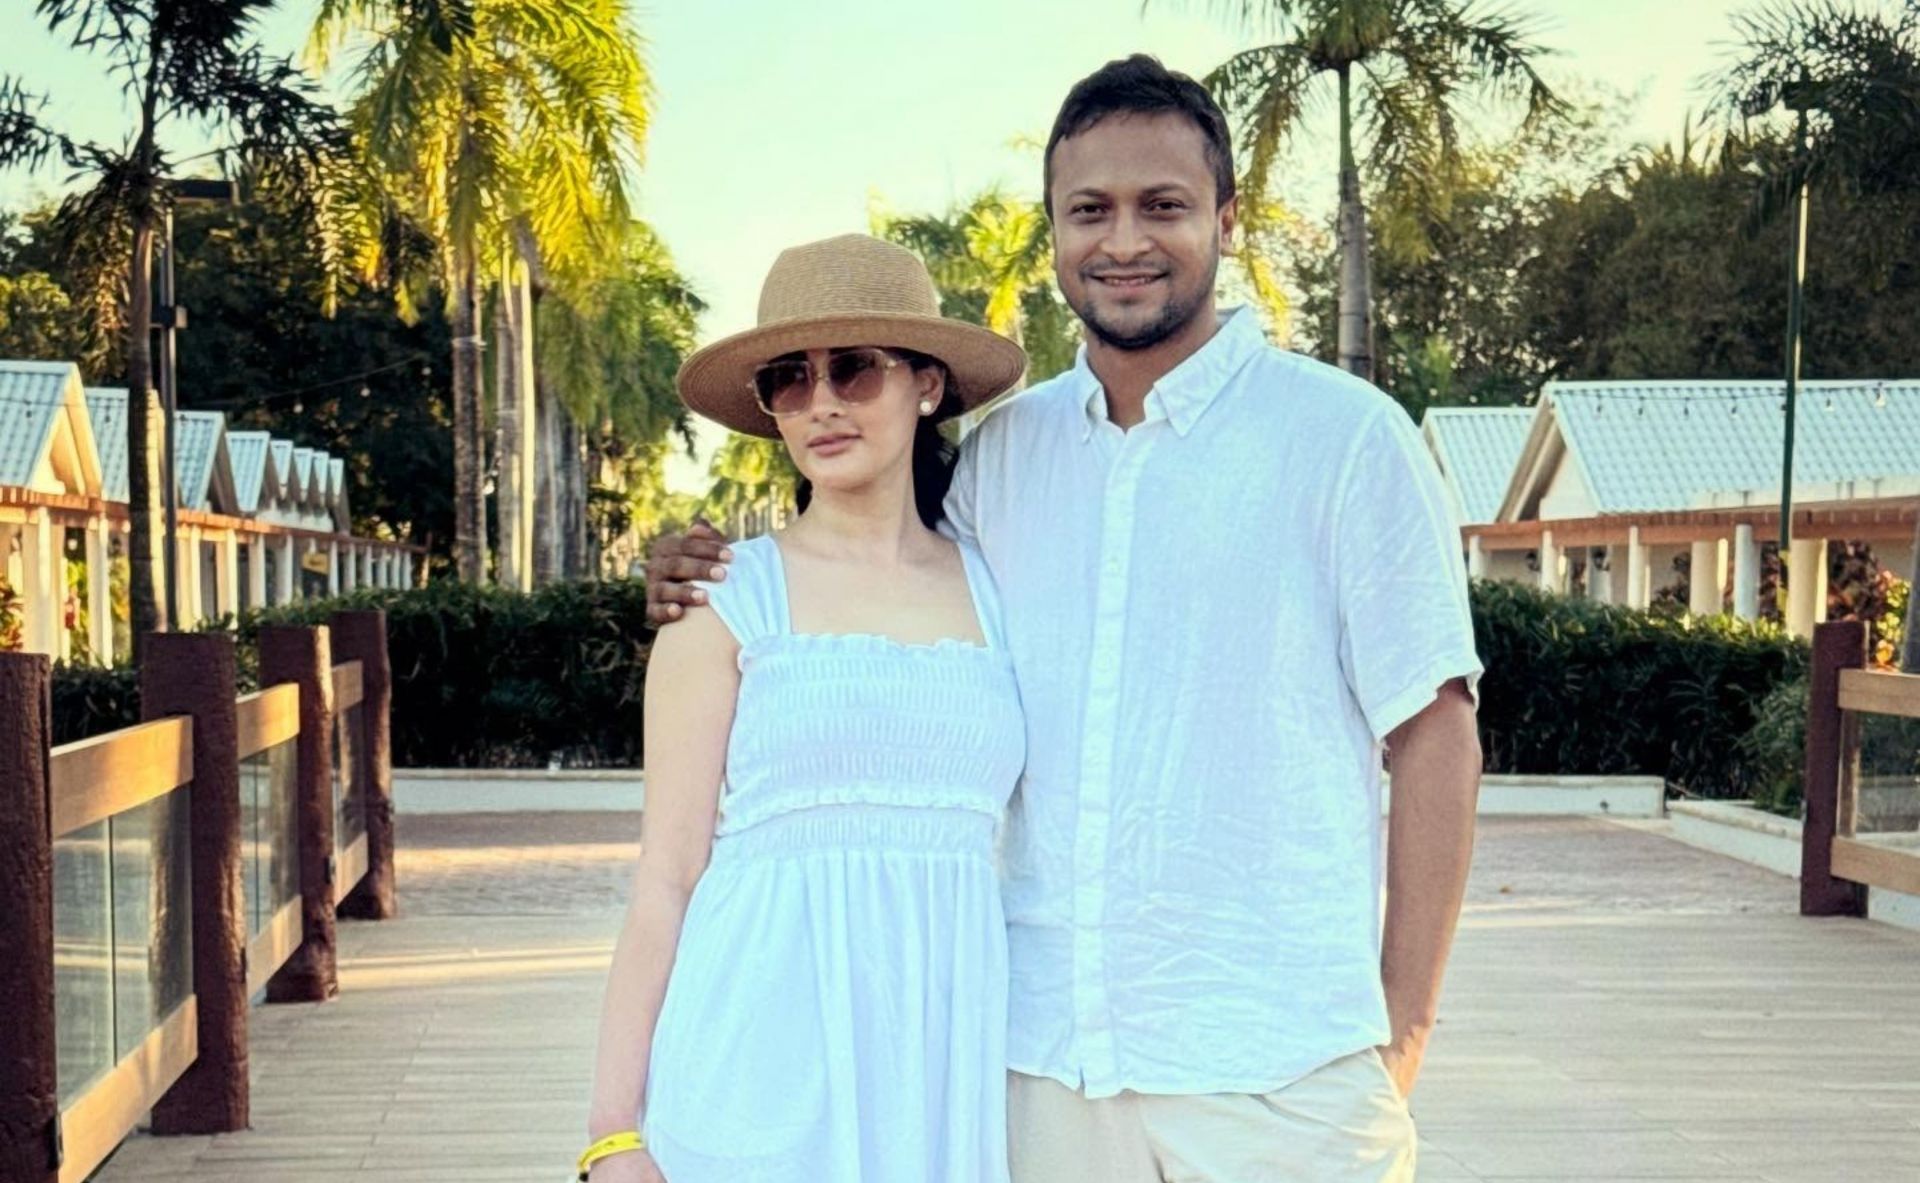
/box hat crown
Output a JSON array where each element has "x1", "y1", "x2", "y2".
[{"x1": 756, "y1": 234, "x2": 941, "y2": 326}]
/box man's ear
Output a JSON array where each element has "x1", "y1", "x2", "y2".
[{"x1": 1217, "y1": 196, "x2": 1239, "y2": 251}]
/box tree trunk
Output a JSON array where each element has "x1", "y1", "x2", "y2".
[
  {"x1": 494, "y1": 254, "x2": 537, "y2": 592},
  {"x1": 565, "y1": 415, "x2": 589, "y2": 580},
  {"x1": 126, "y1": 213, "x2": 164, "y2": 658},
  {"x1": 494, "y1": 256, "x2": 523, "y2": 591},
  {"x1": 1901, "y1": 515, "x2": 1920, "y2": 673},
  {"x1": 531, "y1": 367, "x2": 561, "y2": 586},
  {"x1": 1334, "y1": 64, "x2": 1374, "y2": 384},
  {"x1": 451, "y1": 250, "x2": 486, "y2": 584},
  {"x1": 584, "y1": 435, "x2": 607, "y2": 579}
]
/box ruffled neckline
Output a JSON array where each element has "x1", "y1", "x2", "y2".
[{"x1": 742, "y1": 630, "x2": 1012, "y2": 664}]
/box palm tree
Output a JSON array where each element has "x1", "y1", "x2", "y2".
[
  {"x1": 1163, "y1": 0, "x2": 1560, "y2": 381},
  {"x1": 1711, "y1": 0, "x2": 1920, "y2": 668},
  {"x1": 537, "y1": 219, "x2": 704, "y2": 578},
  {"x1": 877, "y1": 188, "x2": 1055, "y2": 388},
  {"x1": 311, "y1": 0, "x2": 651, "y2": 586},
  {"x1": 1, "y1": 1, "x2": 346, "y2": 659}
]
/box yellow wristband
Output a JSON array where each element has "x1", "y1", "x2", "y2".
[{"x1": 577, "y1": 1129, "x2": 646, "y2": 1180}]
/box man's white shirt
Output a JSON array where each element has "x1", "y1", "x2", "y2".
[{"x1": 944, "y1": 307, "x2": 1483, "y2": 1098}]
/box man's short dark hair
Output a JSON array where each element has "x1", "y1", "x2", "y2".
[{"x1": 1043, "y1": 54, "x2": 1236, "y2": 219}]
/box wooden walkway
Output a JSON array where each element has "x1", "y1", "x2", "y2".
[{"x1": 86, "y1": 815, "x2": 1920, "y2": 1182}]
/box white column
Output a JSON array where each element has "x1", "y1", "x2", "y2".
[
  {"x1": 1466, "y1": 535, "x2": 1485, "y2": 579},
  {"x1": 247, "y1": 536, "x2": 267, "y2": 612},
  {"x1": 216, "y1": 530, "x2": 240, "y2": 621},
  {"x1": 174, "y1": 527, "x2": 200, "y2": 629},
  {"x1": 18, "y1": 510, "x2": 61, "y2": 656},
  {"x1": 403, "y1": 552, "x2": 416, "y2": 587},
  {"x1": 1689, "y1": 539, "x2": 1727, "y2": 616},
  {"x1": 85, "y1": 518, "x2": 113, "y2": 665},
  {"x1": 326, "y1": 539, "x2": 340, "y2": 596},
  {"x1": 1786, "y1": 537, "x2": 1829, "y2": 639},
  {"x1": 341, "y1": 543, "x2": 358, "y2": 593},
  {"x1": 1625, "y1": 527, "x2": 1652, "y2": 609},
  {"x1": 1732, "y1": 524, "x2": 1760, "y2": 620},
  {"x1": 1537, "y1": 530, "x2": 1560, "y2": 593},
  {"x1": 277, "y1": 535, "x2": 297, "y2": 604}
]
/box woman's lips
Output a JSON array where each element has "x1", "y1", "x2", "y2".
[{"x1": 807, "y1": 433, "x2": 859, "y2": 457}]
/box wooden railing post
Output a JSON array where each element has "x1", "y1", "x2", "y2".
[
  {"x1": 0, "y1": 653, "x2": 58, "y2": 1183},
  {"x1": 140, "y1": 632, "x2": 249, "y2": 1134},
  {"x1": 258, "y1": 624, "x2": 339, "y2": 1002},
  {"x1": 331, "y1": 609, "x2": 395, "y2": 920},
  {"x1": 1802, "y1": 620, "x2": 1868, "y2": 917}
]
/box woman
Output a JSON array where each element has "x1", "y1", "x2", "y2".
[{"x1": 581, "y1": 234, "x2": 1029, "y2": 1183}]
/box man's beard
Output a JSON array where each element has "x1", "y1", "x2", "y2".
[{"x1": 1071, "y1": 251, "x2": 1219, "y2": 352}]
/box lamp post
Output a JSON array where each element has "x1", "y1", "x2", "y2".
[
  {"x1": 153, "y1": 176, "x2": 237, "y2": 629},
  {"x1": 1775, "y1": 73, "x2": 1815, "y2": 611}
]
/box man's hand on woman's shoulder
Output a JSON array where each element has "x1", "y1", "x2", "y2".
[{"x1": 645, "y1": 520, "x2": 736, "y2": 626}]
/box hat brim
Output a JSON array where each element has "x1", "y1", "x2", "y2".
[{"x1": 676, "y1": 312, "x2": 1028, "y2": 439}]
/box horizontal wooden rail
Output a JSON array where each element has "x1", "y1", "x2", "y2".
[
  {"x1": 246, "y1": 897, "x2": 304, "y2": 998},
  {"x1": 331, "y1": 660, "x2": 364, "y2": 712},
  {"x1": 235, "y1": 683, "x2": 301, "y2": 759},
  {"x1": 57, "y1": 996, "x2": 198, "y2": 1183},
  {"x1": 1838, "y1": 668, "x2": 1920, "y2": 720},
  {"x1": 334, "y1": 832, "x2": 370, "y2": 907},
  {"x1": 1832, "y1": 836, "x2": 1920, "y2": 898},
  {"x1": 49, "y1": 718, "x2": 193, "y2": 838}
]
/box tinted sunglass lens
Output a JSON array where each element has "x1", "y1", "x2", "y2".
[
  {"x1": 756, "y1": 361, "x2": 812, "y2": 414},
  {"x1": 828, "y1": 350, "x2": 886, "y2": 402}
]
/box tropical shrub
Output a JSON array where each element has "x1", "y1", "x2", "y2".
[{"x1": 1472, "y1": 581, "x2": 1809, "y2": 799}]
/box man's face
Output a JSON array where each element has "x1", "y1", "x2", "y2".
[{"x1": 1048, "y1": 112, "x2": 1233, "y2": 352}]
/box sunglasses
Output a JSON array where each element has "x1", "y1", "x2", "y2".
[{"x1": 752, "y1": 347, "x2": 903, "y2": 418}]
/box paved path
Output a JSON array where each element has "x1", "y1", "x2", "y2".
[{"x1": 88, "y1": 815, "x2": 1920, "y2": 1182}]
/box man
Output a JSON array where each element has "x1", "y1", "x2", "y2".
[{"x1": 649, "y1": 55, "x2": 1482, "y2": 1183}]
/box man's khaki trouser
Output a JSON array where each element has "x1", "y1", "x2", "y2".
[{"x1": 1007, "y1": 1049, "x2": 1416, "y2": 1183}]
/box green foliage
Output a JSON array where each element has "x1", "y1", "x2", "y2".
[
  {"x1": 1286, "y1": 122, "x2": 1920, "y2": 412},
  {"x1": 1737, "y1": 672, "x2": 1809, "y2": 815},
  {"x1": 166, "y1": 192, "x2": 456, "y2": 558},
  {"x1": 699, "y1": 434, "x2": 800, "y2": 534},
  {"x1": 873, "y1": 189, "x2": 1078, "y2": 387},
  {"x1": 1472, "y1": 580, "x2": 1810, "y2": 798},
  {"x1": 0, "y1": 574, "x2": 21, "y2": 651},
  {"x1": 240, "y1": 579, "x2": 654, "y2": 768},
  {"x1": 1739, "y1": 669, "x2": 1920, "y2": 817},
  {"x1": 49, "y1": 663, "x2": 140, "y2": 745},
  {"x1": 0, "y1": 268, "x2": 104, "y2": 372}
]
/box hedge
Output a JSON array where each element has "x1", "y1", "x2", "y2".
[
  {"x1": 233, "y1": 579, "x2": 655, "y2": 769},
  {"x1": 1471, "y1": 581, "x2": 1808, "y2": 799},
  {"x1": 48, "y1": 577, "x2": 1810, "y2": 790}
]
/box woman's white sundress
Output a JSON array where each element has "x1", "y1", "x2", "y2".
[{"x1": 641, "y1": 534, "x2": 1025, "y2": 1183}]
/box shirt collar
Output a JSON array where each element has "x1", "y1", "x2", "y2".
[{"x1": 1075, "y1": 307, "x2": 1265, "y2": 441}]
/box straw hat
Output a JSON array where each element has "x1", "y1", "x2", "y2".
[{"x1": 676, "y1": 234, "x2": 1028, "y2": 438}]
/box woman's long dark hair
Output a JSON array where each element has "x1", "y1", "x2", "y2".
[{"x1": 791, "y1": 348, "x2": 961, "y2": 528}]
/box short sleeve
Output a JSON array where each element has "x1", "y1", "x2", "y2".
[
  {"x1": 1333, "y1": 405, "x2": 1484, "y2": 741},
  {"x1": 694, "y1": 536, "x2": 786, "y2": 648}
]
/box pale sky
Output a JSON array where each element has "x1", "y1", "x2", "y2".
[{"x1": 0, "y1": 0, "x2": 1760, "y2": 490}]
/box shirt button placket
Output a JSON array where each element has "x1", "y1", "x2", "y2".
[{"x1": 1070, "y1": 428, "x2": 1149, "y2": 1095}]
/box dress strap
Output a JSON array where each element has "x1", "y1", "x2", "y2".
[
  {"x1": 955, "y1": 541, "x2": 1007, "y2": 650},
  {"x1": 694, "y1": 535, "x2": 789, "y2": 647}
]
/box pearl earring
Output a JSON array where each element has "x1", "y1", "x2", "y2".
[{"x1": 919, "y1": 400, "x2": 934, "y2": 415}]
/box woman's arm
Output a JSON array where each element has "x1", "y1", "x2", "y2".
[{"x1": 586, "y1": 605, "x2": 739, "y2": 1143}]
